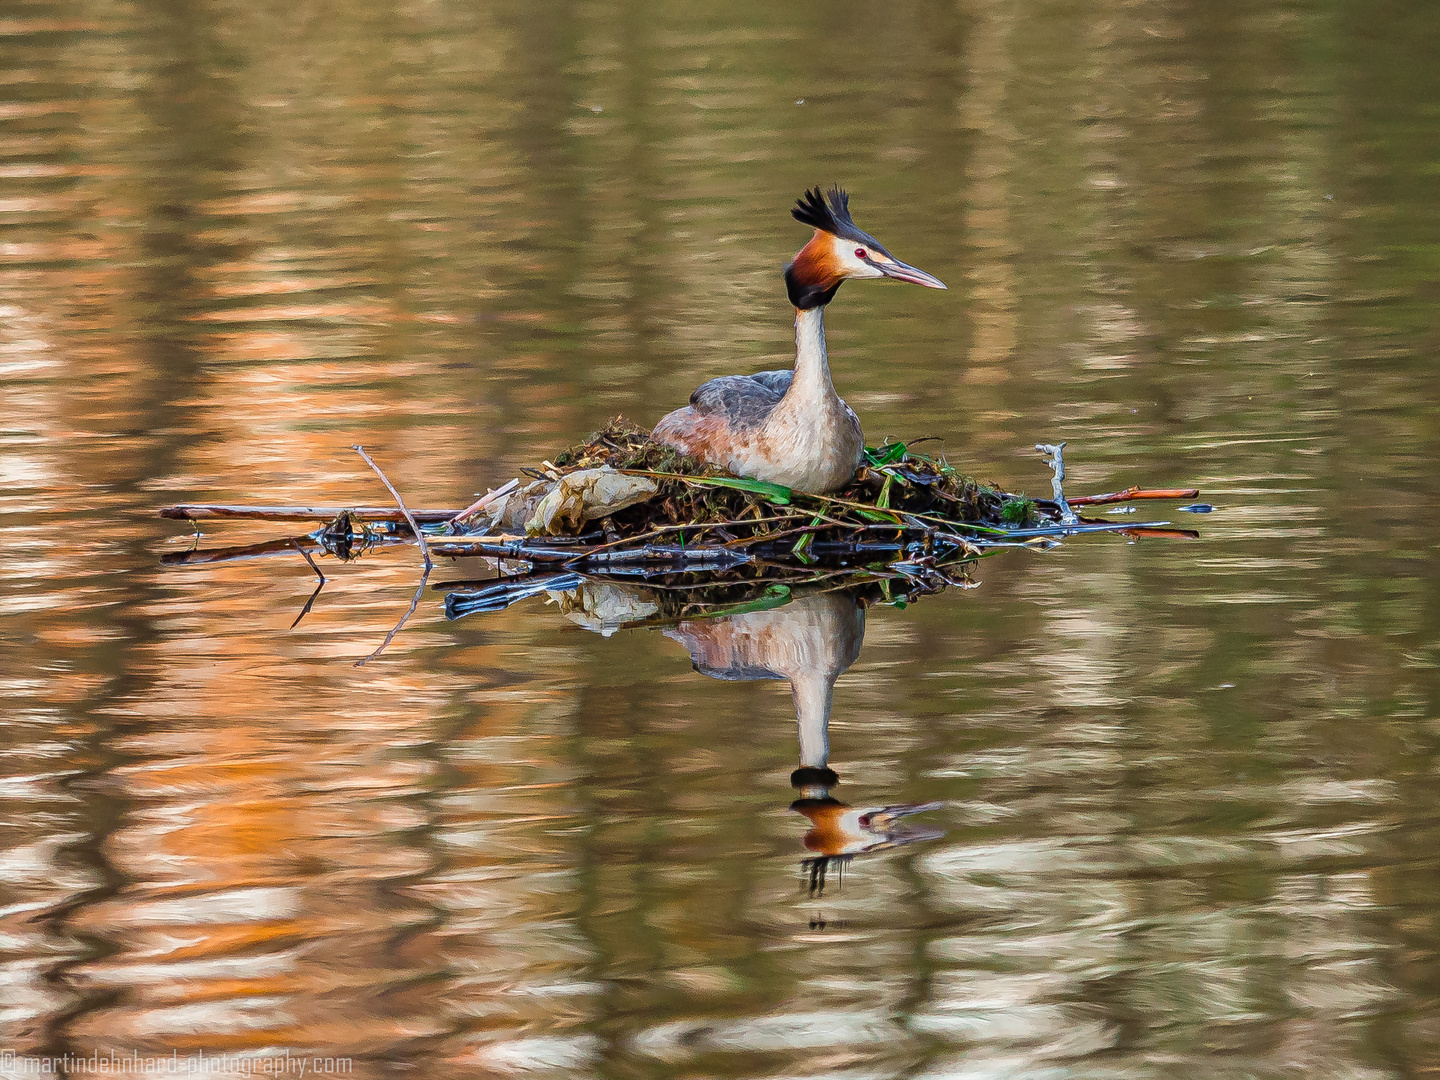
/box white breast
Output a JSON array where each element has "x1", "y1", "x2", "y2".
[{"x1": 728, "y1": 398, "x2": 863, "y2": 493}]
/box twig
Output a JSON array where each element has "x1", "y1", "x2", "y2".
[
  {"x1": 161, "y1": 534, "x2": 334, "y2": 566},
  {"x1": 1069, "y1": 486, "x2": 1201, "y2": 507},
  {"x1": 789, "y1": 507, "x2": 853, "y2": 529},
  {"x1": 353, "y1": 445, "x2": 432, "y2": 573},
  {"x1": 429, "y1": 537, "x2": 575, "y2": 562},
  {"x1": 560, "y1": 512, "x2": 806, "y2": 566},
  {"x1": 290, "y1": 541, "x2": 326, "y2": 629},
  {"x1": 723, "y1": 520, "x2": 853, "y2": 550},
  {"x1": 800, "y1": 492, "x2": 1008, "y2": 536},
  {"x1": 581, "y1": 544, "x2": 750, "y2": 566},
  {"x1": 353, "y1": 444, "x2": 434, "y2": 666},
  {"x1": 1117, "y1": 526, "x2": 1200, "y2": 540},
  {"x1": 158, "y1": 503, "x2": 461, "y2": 524},
  {"x1": 355, "y1": 567, "x2": 431, "y2": 666},
  {"x1": 999, "y1": 519, "x2": 1172, "y2": 538},
  {"x1": 448, "y1": 477, "x2": 520, "y2": 532},
  {"x1": 1035, "y1": 443, "x2": 1078, "y2": 525}
]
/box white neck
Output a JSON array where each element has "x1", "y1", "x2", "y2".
[
  {"x1": 792, "y1": 672, "x2": 833, "y2": 768},
  {"x1": 788, "y1": 306, "x2": 835, "y2": 404}
]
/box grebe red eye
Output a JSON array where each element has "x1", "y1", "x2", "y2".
[{"x1": 855, "y1": 248, "x2": 867, "y2": 259}]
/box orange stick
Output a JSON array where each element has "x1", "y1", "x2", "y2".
[{"x1": 1069, "y1": 486, "x2": 1199, "y2": 507}]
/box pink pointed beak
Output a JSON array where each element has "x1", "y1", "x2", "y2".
[{"x1": 878, "y1": 257, "x2": 947, "y2": 289}]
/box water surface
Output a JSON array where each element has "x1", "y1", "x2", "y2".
[{"x1": 3, "y1": 0, "x2": 1440, "y2": 1076}]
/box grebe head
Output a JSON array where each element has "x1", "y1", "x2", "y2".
[{"x1": 784, "y1": 185, "x2": 946, "y2": 310}]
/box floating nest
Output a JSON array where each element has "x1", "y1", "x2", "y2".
[
  {"x1": 422, "y1": 422, "x2": 1084, "y2": 621},
  {"x1": 160, "y1": 420, "x2": 1198, "y2": 587},
  {"x1": 430, "y1": 419, "x2": 1028, "y2": 568},
  {"x1": 156, "y1": 423, "x2": 1199, "y2": 646}
]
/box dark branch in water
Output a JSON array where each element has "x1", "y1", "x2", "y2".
[
  {"x1": 158, "y1": 503, "x2": 460, "y2": 525},
  {"x1": 161, "y1": 534, "x2": 330, "y2": 565},
  {"x1": 290, "y1": 541, "x2": 326, "y2": 629}
]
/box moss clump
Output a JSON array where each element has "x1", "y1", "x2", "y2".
[
  {"x1": 551, "y1": 419, "x2": 715, "y2": 475},
  {"x1": 999, "y1": 496, "x2": 1036, "y2": 526}
]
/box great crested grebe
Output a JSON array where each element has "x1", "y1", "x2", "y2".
[{"x1": 652, "y1": 186, "x2": 946, "y2": 493}]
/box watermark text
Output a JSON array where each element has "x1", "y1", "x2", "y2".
[{"x1": 1, "y1": 1050, "x2": 351, "y2": 1077}]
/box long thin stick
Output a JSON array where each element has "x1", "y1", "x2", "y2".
[
  {"x1": 353, "y1": 445, "x2": 432, "y2": 573},
  {"x1": 448, "y1": 478, "x2": 520, "y2": 531},
  {"x1": 722, "y1": 521, "x2": 854, "y2": 550},
  {"x1": 1069, "y1": 486, "x2": 1201, "y2": 507},
  {"x1": 614, "y1": 467, "x2": 1012, "y2": 536},
  {"x1": 429, "y1": 537, "x2": 578, "y2": 562},
  {"x1": 1117, "y1": 526, "x2": 1200, "y2": 540},
  {"x1": 559, "y1": 511, "x2": 807, "y2": 566},
  {"x1": 158, "y1": 504, "x2": 461, "y2": 524},
  {"x1": 353, "y1": 444, "x2": 433, "y2": 666},
  {"x1": 159, "y1": 488, "x2": 1199, "y2": 529},
  {"x1": 355, "y1": 567, "x2": 431, "y2": 667},
  {"x1": 1000, "y1": 519, "x2": 1173, "y2": 538},
  {"x1": 161, "y1": 534, "x2": 329, "y2": 566},
  {"x1": 800, "y1": 491, "x2": 1010, "y2": 536}
]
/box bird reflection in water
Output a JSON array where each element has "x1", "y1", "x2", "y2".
[{"x1": 453, "y1": 579, "x2": 946, "y2": 896}]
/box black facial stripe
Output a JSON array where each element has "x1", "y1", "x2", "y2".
[{"x1": 784, "y1": 263, "x2": 843, "y2": 309}]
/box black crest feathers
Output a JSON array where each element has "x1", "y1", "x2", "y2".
[
  {"x1": 790, "y1": 185, "x2": 886, "y2": 251},
  {"x1": 792, "y1": 186, "x2": 853, "y2": 234}
]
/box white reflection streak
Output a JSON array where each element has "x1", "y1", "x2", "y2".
[{"x1": 632, "y1": 1010, "x2": 903, "y2": 1060}]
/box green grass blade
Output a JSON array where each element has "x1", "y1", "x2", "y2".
[
  {"x1": 864, "y1": 442, "x2": 908, "y2": 466},
  {"x1": 877, "y1": 474, "x2": 894, "y2": 510},
  {"x1": 668, "y1": 474, "x2": 793, "y2": 504},
  {"x1": 791, "y1": 511, "x2": 827, "y2": 561}
]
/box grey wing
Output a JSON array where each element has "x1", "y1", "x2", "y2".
[
  {"x1": 746, "y1": 369, "x2": 793, "y2": 396},
  {"x1": 688, "y1": 372, "x2": 789, "y2": 431}
]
